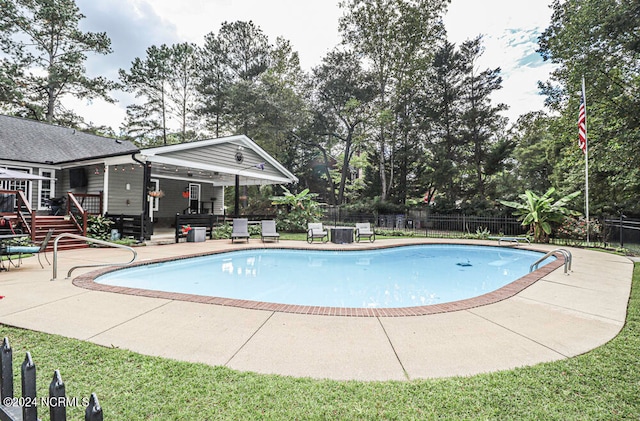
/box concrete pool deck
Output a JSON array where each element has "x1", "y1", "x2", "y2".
[{"x1": 0, "y1": 238, "x2": 633, "y2": 381}]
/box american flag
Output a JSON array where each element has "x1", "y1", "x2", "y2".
[{"x1": 578, "y1": 87, "x2": 587, "y2": 153}]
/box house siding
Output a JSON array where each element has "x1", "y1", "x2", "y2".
[
  {"x1": 150, "y1": 179, "x2": 224, "y2": 227},
  {"x1": 105, "y1": 165, "x2": 144, "y2": 215},
  {"x1": 86, "y1": 168, "x2": 105, "y2": 193},
  {"x1": 170, "y1": 143, "x2": 284, "y2": 180}
]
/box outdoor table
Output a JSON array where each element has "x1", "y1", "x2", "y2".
[
  {"x1": 0, "y1": 233, "x2": 28, "y2": 271},
  {"x1": 330, "y1": 226, "x2": 354, "y2": 244}
]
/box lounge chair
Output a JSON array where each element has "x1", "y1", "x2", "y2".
[
  {"x1": 261, "y1": 220, "x2": 280, "y2": 242},
  {"x1": 307, "y1": 223, "x2": 328, "y2": 244},
  {"x1": 4, "y1": 228, "x2": 54, "y2": 268},
  {"x1": 231, "y1": 218, "x2": 250, "y2": 243},
  {"x1": 354, "y1": 223, "x2": 375, "y2": 243}
]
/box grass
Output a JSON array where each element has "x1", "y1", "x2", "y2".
[{"x1": 1, "y1": 266, "x2": 638, "y2": 420}]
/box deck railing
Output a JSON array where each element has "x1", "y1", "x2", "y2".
[
  {"x1": 0, "y1": 190, "x2": 36, "y2": 240},
  {"x1": 66, "y1": 192, "x2": 88, "y2": 237},
  {"x1": 70, "y1": 192, "x2": 103, "y2": 215}
]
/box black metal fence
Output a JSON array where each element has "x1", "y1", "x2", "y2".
[
  {"x1": 419, "y1": 214, "x2": 527, "y2": 238},
  {"x1": 0, "y1": 337, "x2": 103, "y2": 421},
  {"x1": 603, "y1": 216, "x2": 640, "y2": 252},
  {"x1": 322, "y1": 208, "x2": 640, "y2": 251},
  {"x1": 322, "y1": 208, "x2": 527, "y2": 239}
]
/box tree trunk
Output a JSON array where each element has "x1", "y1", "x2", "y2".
[{"x1": 337, "y1": 131, "x2": 353, "y2": 204}]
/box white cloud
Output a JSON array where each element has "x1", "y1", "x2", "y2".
[
  {"x1": 139, "y1": 0, "x2": 343, "y2": 70},
  {"x1": 443, "y1": 0, "x2": 556, "y2": 121},
  {"x1": 69, "y1": 0, "x2": 555, "y2": 131}
]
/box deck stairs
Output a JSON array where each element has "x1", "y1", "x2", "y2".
[{"x1": 30, "y1": 216, "x2": 89, "y2": 252}]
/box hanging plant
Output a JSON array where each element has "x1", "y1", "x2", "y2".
[
  {"x1": 148, "y1": 190, "x2": 164, "y2": 198},
  {"x1": 182, "y1": 190, "x2": 189, "y2": 199}
]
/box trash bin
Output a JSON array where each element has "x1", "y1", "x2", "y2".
[{"x1": 187, "y1": 227, "x2": 206, "y2": 242}]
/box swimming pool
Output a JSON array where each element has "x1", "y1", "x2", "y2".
[{"x1": 94, "y1": 245, "x2": 555, "y2": 311}]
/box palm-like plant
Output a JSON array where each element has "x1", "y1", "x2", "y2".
[
  {"x1": 499, "y1": 188, "x2": 581, "y2": 242},
  {"x1": 270, "y1": 187, "x2": 324, "y2": 231}
]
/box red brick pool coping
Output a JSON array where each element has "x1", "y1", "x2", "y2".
[{"x1": 72, "y1": 244, "x2": 565, "y2": 317}]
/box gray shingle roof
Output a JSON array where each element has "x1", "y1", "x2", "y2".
[{"x1": 0, "y1": 114, "x2": 138, "y2": 164}]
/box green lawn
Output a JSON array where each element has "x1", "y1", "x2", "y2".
[{"x1": 1, "y1": 264, "x2": 638, "y2": 420}]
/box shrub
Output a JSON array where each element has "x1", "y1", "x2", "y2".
[
  {"x1": 213, "y1": 223, "x2": 232, "y2": 239},
  {"x1": 556, "y1": 217, "x2": 602, "y2": 243},
  {"x1": 499, "y1": 188, "x2": 581, "y2": 243},
  {"x1": 374, "y1": 229, "x2": 420, "y2": 237},
  {"x1": 270, "y1": 187, "x2": 324, "y2": 232},
  {"x1": 213, "y1": 223, "x2": 261, "y2": 239},
  {"x1": 469, "y1": 226, "x2": 491, "y2": 240},
  {"x1": 86, "y1": 215, "x2": 114, "y2": 241}
]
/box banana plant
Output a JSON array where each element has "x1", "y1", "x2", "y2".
[
  {"x1": 270, "y1": 187, "x2": 324, "y2": 231},
  {"x1": 499, "y1": 188, "x2": 582, "y2": 242}
]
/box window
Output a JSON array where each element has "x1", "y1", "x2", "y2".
[
  {"x1": 189, "y1": 183, "x2": 200, "y2": 213},
  {"x1": 38, "y1": 169, "x2": 55, "y2": 210},
  {"x1": 0, "y1": 168, "x2": 28, "y2": 193},
  {"x1": 0, "y1": 167, "x2": 31, "y2": 210},
  {"x1": 150, "y1": 179, "x2": 160, "y2": 213}
]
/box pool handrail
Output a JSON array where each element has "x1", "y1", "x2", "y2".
[
  {"x1": 530, "y1": 248, "x2": 572, "y2": 274},
  {"x1": 51, "y1": 233, "x2": 137, "y2": 281}
]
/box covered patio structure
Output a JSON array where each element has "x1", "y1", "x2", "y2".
[{"x1": 133, "y1": 135, "x2": 299, "y2": 232}]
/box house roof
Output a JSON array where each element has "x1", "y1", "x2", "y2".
[
  {"x1": 0, "y1": 114, "x2": 298, "y2": 186},
  {"x1": 0, "y1": 114, "x2": 139, "y2": 164},
  {"x1": 140, "y1": 135, "x2": 299, "y2": 186}
]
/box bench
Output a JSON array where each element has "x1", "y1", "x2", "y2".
[
  {"x1": 490, "y1": 236, "x2": 531, "y2": 246},
  {"x1": 175, "y1": 214, "x2": 219, "y2": 243}
]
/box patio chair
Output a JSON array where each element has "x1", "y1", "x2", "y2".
[
  {"x1": 261, "y1": 220, "x2": 280, "y2": 242},
  {"x1": 307, "y1": 223, "x2": 328, "y2": 244},
  {"x1": 231, "y1": 218, "x2": 250, "y2": 243},
  {"x1": 354, "y1": 223, "x2": 376, "y2": 243},
  {"x1": 5, "y1": 228, "x2": 54, "y2": 269}
]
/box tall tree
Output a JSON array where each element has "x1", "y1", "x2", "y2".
[
  {"x1": 198, "y1": 21, "x2": 309, "y2": 172},
  {"x1": 416, "y1": 40, "x2": 465, "y2": 208},
  {"x1": 0, "y1": 0, "x2": 115, "y2": 124},
  {"x1": 457, "y1": 36, "x2": 508, "y2": 206},
  {"x1": 198, "y1": 31, "x2": 233, "y2": 138},
  {"x1": 119, "y1": 44, "x2": 172, "y2": 145},
  {"x1": 538, "y1": 0, "x2": 640, "y2": 214},
  {"x1": 311, "y1": 49, "x2": 374, "y2": 204},
  {"x1": 506, "y1": 111, "x2": 557, "y2": 197},
  {"x1": 339, "y1": 0, "x2": 448, "y2": 201},
  {"x1": 166, "y1": 43, "x2": 200, "y2": 143},
  {"x1": 255, "y1": 37, "x2": 308, "y2": 161},
  {"x1": 119, "y1": 43, "x2": 199, "y2": 146},
  {"x1": 218, "y1": 20, "x2": 271, "y2": 136}
]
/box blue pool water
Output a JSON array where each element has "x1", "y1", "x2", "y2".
[{"x1": 96, "y1": 245, "x2": 553, "y2": 308}]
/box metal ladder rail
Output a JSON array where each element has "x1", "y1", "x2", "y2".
[
  {"x1": 530, "y1": 248, "x2": 572, "y2": 274},
  {"x1": 51, "y1": 233, "x2": 137, "y2": 281}
]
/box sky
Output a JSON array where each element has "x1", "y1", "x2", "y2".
[{"x1": 69, "y1": 0, "x2": 556, "y2": 131}]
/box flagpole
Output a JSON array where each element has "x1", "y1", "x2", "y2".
[{"x1": 582, "y1": 76, "x2": 590, "y2": 245}]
